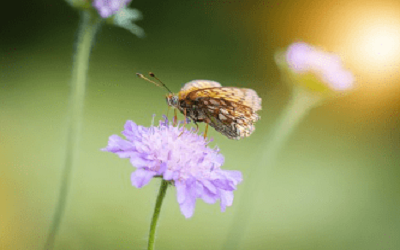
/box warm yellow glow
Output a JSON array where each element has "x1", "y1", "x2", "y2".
[
  {"x1": 337, "y1": 3, "x2": 400, "y2": 84},
  {"x1": 354, "y1": 20, "x2": 400, "y2": 69},
  {"x1": 251, "y1": 1, "x2": 400, "y2": 88}
]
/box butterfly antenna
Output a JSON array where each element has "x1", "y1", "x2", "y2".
[
  {"x1": 136, "y1": 73, "x2": 165, "y2": 90},
  {"x1": 149, "y1": 72, "x2": 173, "y2": 94}
]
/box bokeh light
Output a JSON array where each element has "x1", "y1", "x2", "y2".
[{"x1": 344, "y1": 4, "x2": 400, "y2": 83}]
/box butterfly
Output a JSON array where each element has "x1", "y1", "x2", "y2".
[{"x1": 137, "y1": 73, "x2": 261, "y2": 140}]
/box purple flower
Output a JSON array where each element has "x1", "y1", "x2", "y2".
[
  {"x1": 102, "y1": 116, "x2": 242, "y2": 218},
  {"x1": 285, "y1": 42, "x2": 354, "y2": 91},
  {"x1": 93, "y1": 0, "x2": 132, "y2": 18}
]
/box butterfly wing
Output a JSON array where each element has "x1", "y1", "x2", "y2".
[
  {"x1": 177, "y1": 80, "x2": 261, "y2": 139},
  {"x1": 187, "y1": 87, "x2": 262, "y2": 140},
  {"x1": 188, "y1": 87, "x2": 262, "y2": 112},
  {"x1": 202, "y1": 104, "x2": 256, "y2": 140},
  {"x1": 178, "y1": 80, "x2": 222, "y2": 100}
]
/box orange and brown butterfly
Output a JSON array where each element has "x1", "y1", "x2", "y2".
[{"x1": 137, "y1": 72, "x2": 262, "y2": 140}]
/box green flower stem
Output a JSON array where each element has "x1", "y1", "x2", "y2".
[
  {"x1": 148, "y1": 179, "x2": 169, "y2": 250},
  {"x1": 44, "y1": 11, "x2": 101, "y2": 250},
  {"x1": 223, "y1": 85, "x2": 323, "y2": 250},
  {"x1": 260, "y1": 85, "x2": 323, "y2": 165}
]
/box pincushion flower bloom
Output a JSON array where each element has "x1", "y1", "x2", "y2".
[
  {"x1": 275, "y1": 42, "x2": 355, "y2": 94},
  {"x1": 102, "y1": 116, "x2": 242, "y2": 218}
]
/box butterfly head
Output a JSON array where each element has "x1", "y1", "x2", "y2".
[{"x1": 166, "y1": 94, "x2": 179, "y2": 108}]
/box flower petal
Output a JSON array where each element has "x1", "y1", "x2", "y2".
[
  {"x1": 131, "y1": 169, "x2": 156, "y2": 188},
  {"x1": 178, "y1": 181, "x2": 197, "y2": 218},
  {"x1": 200, "y1": 185, "x2": 218, "y2": 204},
  {"x1": 101, "y1": 135, "x2": 133, "y2": 153},
  {"x1": 175, "y1": 180, "x2": 187, "y2": 204},
  {"x1": 201, "y1": 179, "x2": 217, "y2": 194},
  {"x1": 219, "y1": 190, "x2": 234, "y2": 212},
  {"x1": 92, "y1": 0, "x2": 132, "y2": 18},
  {"x1": 223, "y1": 170, "x2": 243, "y2": 186},
  {"x1": 163, "y1": 169, "x2": 175, "y2": 181},
  {"x1": 129, "y1": 152, "x2": 152, "y2": 168}
]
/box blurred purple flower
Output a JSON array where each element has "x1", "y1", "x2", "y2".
[
  {"x1": 93, "y1": 0, "x2": 132, "y2": 18},
  {"x1": 102, "y1": 116, "x2": 242, "y2": 218},
  {"x1": 285, "y1": 42, "x2": 354, "y2": 91}
]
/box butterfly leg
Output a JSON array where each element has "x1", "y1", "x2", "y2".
[
  {"x1": 178, "y1": 108, "x2": 187, "y2": 137},
  {"x1": 193, "y1": 120, "x2": 199, "y2": 133},
  {"x1": 183, "y1": 108, "x2": 187, "y2": 127},
  {"x1": 173, "y1": 109, "x2": 178, "y2": 126},
  {"x1": 204, "y1": 122, "x2": 209, "y2": 139},
  {"x1": 167, "y1": 106, "x2": 171, "y2": 119}
]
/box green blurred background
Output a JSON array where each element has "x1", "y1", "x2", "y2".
[{"x1": 1, "y1": 0, "x2": 399, "y2": 249}]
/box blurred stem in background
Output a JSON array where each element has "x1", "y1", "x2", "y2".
[
  {"x1": 44, "y1": 11, "x2": 101, "y2": 250},
  {"x1": 148, "y1": 179, "x2": 169, "y2": 250},
  {"x1": 222, "y1": 85, "x2": 322, "y2": 250},
  {"x1": 257, "y1": 85, "x2": 322, "y2": 166}
]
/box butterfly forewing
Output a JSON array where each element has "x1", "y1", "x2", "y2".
[{"x1": 178, "y1": 80, "x2": 222, "y2": 100}]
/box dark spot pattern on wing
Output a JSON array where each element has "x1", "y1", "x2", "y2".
[
  {"x1": 175, "y1": 81, "x2": 261, "y2": 140},
  {"x1": 196, "y1": 97, "x2": 259, "y2": 140}
]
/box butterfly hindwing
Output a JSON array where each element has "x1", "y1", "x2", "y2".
[
  {"x1": 187, "y1": 87, "x2": 262, "y2": 112},
  {"x1": 193, "y1": 95, "x2": 259, "y2": 139},
  {"x1": 177, "y1": 80, "x2": 261, "y2": 140},
  {"x1": 199, "y1": 102, "x2": 256, "y2": 140}
]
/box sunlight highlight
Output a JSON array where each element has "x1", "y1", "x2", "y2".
[
  {"x1": 341, "y1": 4, "x2": 400, "y2": 83},
  {"x1": 356, "y1": 22, "x2": 400, "y2": 68}
]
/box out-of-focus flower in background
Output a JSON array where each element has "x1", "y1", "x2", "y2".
[
  {"x1": 275, "y1": 42, "x2": 355, "y2": 95},
  {"x1": 102, "y1": 116, "x2": 242, "y2": 218},
  {"x1": 264, "y1": 41, "x2": 356, "y2": 164},
  {"x1": 92, "y1": 0, "x2": 132, "y2": 18},
  {"x1": 65, "y1": 0, "x2": 145, "y2": 37},
  {"x1": 266, "y1": 41, "x2": 355, "y2": 167}
]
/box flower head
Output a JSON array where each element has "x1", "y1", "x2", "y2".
[
  {"x1": 102, "y1": 116, "x2": 242, "y2": 218},
  {"x1": 92, "y1": 0, "x2": 132, "y2": 18},
  {"x1": 65, "y1": 0, "x2": 144, "y2": 38},
  {"x1": 275, "y1": 42, "x2": 355, "y2": 93}
]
